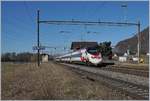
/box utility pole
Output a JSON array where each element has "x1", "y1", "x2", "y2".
[
  {"x1": 137, "y1": 21, "x2": 140, "y2": 63},
  {"x1": 37, "y1": 10, "x2": 40, "y2": 66}
]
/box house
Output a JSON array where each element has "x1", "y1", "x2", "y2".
[{"x1": 71, "y1": 41, "x2": 98, "y2": 51}]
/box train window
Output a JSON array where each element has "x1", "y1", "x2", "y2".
[{"x1": 87, "y1": 48, "x2": 99, "y2": 54}]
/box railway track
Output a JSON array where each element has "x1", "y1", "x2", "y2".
[
  {"x1": 101, "y1": 66, "x2": 149, "y2": 77},
  {"x1": 59, "y1": 63, "x2": 149, "y2": 100},
  {"x1": 110, "y1": 64, "x2": 149, "y2": 71},
  {"x1": 60, "y1": 62, "x2": 149, "y2": 77}
]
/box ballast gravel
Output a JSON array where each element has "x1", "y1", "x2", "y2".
[{"x1": 62, "y1": 63, "x2": 149, "y2": 87}]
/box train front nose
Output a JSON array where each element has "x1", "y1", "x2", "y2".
[{"x1": 89, "y1": 55, "x2": 102, "y2": 65}]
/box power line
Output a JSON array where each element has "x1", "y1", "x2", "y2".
[
  {"x1": 3, "y1": 36, "x2": 29, "y2": 47},
  {"x1": 3, "y1": 26, "x2": 29, "y2": 38},
  {"x1": 4, "y1": 17, "x2": 35, "y2": 35},
  {"x1": 23, "y1": 1, "x2": 35, "y2": 22}
]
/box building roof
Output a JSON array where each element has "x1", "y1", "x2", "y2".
[{"x1": 71, "y1": 41, "x2": 98, "y2": 50}]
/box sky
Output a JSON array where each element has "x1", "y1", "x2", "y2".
[{"x1": 1, "y1": 1, "x2": 149, "y2": 54}]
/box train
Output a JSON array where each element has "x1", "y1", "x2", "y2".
[{"x1": 55, "y1": 47, "x2": 103, "y2": 66}]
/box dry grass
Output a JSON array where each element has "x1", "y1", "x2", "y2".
[{"x1": 1, "y1": 62, "x2": 132, "y2": 100}]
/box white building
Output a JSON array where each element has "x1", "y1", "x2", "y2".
[{"x1": 42, "y1": 54, "x2": 49, "y2": 62}]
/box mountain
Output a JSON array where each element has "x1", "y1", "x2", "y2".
[{"x1": 114, "y1": 27, "x2": 149, "y2": 55}]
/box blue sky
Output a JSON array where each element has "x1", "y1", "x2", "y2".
[{"x1": 1, "y1": 1, "x2": 149, "y2": 54}]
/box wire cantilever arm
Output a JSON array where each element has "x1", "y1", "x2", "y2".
[{"x1": 39, "y1": 20, "x2": 138, "y2": 27}]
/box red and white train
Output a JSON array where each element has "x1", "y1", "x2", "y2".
[{"x1": 55, "y1": 47, "x2": 103, "y2": 66}]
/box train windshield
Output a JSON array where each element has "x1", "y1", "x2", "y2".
[{"x1": 87, "y1": 48, "x2": 99, "y2": 55}]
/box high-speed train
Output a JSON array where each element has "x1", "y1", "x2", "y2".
[{"x1": 55, "y1": 47, "x2": 102, "y2": 66}]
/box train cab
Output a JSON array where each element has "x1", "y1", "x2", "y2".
[{"x1": 86, "y1": 47, "x2": 102, "y2": 65}]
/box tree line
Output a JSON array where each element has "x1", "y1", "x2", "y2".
[
  {"x1": 2, "y1": 41, "x2": 112, "y2": 62},
  {"x1": 1, "y1": 52, "x2": 41, "y2": 62},
  {"x1": 96, "y1": 41, "x2": 112, "y2": 57}
]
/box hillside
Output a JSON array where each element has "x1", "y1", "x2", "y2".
[{"x1": 114, "y1": 27, "x2": 149, "y2": 55}]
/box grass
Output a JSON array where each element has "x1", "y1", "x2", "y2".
[{"x1": 1, "y1": 62, "x2": 133, "y2": 100}]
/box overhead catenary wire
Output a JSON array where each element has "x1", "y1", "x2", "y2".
[
  {"x1": 36, "y1": 10, "x2": 141, "y2": 66},
  {"x1": 3, "y1": 3, "x2": 37, "y2": 52},
  {"x1": 3, "y1": 35, "x2": 29, "y2": 47},
  {"x1": 23, "y1": 1, "x2": 35, "y2": 22}
]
